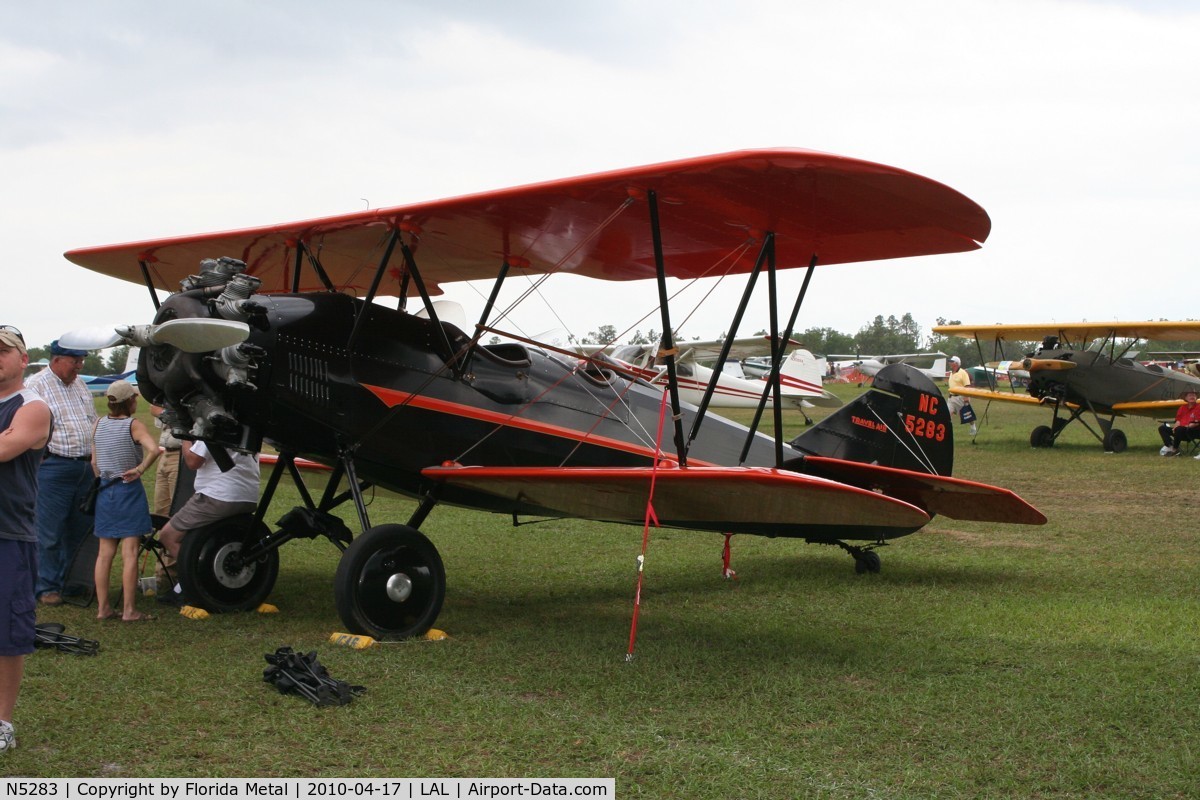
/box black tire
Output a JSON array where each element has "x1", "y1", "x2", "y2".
[
  {"x1": 1103, "y1": 429, "x2": 1127, "y2": 453},
  {"x1": 334, "y1": 524, "x2": 445, "y2": 640},
  {"x1": 176, "y1": 514, "x2": 279, "y2": 612},
  {"x1": 1030, "y1": 425, "x2": 1055, "y2": 448},
  {"x1": 854, "y1": 550, "x2": 882, "y2": 574}
]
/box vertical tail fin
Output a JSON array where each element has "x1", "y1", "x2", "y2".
[
  {"x1": 779, "y1": 349, "x2": 841, "y2": 408},
  {"x1": 123, "y1": 346, "x2": 141, "y2": 374},
  {"x1": 789, "y1": 363, "x2": 954, "y2": 476}
]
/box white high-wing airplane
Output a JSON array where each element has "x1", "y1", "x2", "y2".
[
  {"x1": 828, "y1": 352, "x2": 948, "y2": 383},
  {"x1": 576, "y1": 336, "x2": 841, "y2": 424}
]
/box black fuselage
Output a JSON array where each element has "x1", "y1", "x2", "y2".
[
  {"x1": 1027, "y1": 348, "x2": 1200, "y2": 412},
  {"x1": 142, "y1": 291, "x2": 783, "y2": 517}
]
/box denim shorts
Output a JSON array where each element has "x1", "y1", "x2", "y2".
[{"x1": 0, "y1": 539, "x2": 37, "y2": 656}]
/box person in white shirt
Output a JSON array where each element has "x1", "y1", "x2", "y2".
[
  {"x1": 157, "y1": 439, "x2": 260, "y2": 605},
  {"x1": 25, "y1": 340, "x2": 97, "y2": 606}
]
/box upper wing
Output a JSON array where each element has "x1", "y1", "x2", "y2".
[
  {"x1": 65, "y1": 148, "x2": 990, "y2": 296},
  {"x1": 681, "y1": 335, "x2": 802, "y2": 361},
  {"x1": 934, "y1": 321, "x2": 1200, "y2": 342},
  {"x1": 879, "y1": 352, "x2": 948, "y2": 365}
]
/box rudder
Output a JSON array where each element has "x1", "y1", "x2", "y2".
[{"x1": 788, "y1": 363, "x2": 954, "y2": 476}]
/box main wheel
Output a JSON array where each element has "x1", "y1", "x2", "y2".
[
  {"x1": 1103, "y1": 429, "x2": 1127, "y2": 453},
  {"x1": 176, "y1": 515, "x2": 279, "y2": 612},
  {"x1": 334, "y1": 524, "x2": 445, "y2": 640},
  {"x1": 1030, "y1": 425, "x2": 1055, "y2": 448}
]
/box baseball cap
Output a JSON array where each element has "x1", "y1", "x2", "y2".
[
  {"x1": 950, "y1": 356, "x2": 961, "y2": 364},
  {"x1": 106, "y1": 379, "x2": 138, "y2": 402},
  {"x1": 0, "y1": 325, "x2": 26, "y2": 355},
  {"x1": 50, "y1": 340, "x2": 89, "y2": 358}
]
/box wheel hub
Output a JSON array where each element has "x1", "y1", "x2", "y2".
[
  {"x1": 213, "y1": 542, "x2": 255, "y2": 589},
  {"x1": 385, "y1": 572, "x2": 414, "y2": 603}
]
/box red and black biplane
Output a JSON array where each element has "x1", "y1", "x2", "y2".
[{"x1": 62, "y1": 149, "x2": 1045, "y2": 639}]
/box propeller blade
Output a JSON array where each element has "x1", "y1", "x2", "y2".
[
  {"x1": 57, "y1": 327, "x2": 126, "y2": 351},
  {"x1": 58, "y1": 318, "x2": 250, "y2": 354},
  {"x1": 150, "y1": 319, "x2": 250, "y2": 353}
]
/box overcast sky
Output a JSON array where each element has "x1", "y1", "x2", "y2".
[{"x1": 3, "y1": 0, "x2": 1197, "y2": 351}]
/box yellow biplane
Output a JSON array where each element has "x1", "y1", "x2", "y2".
[{"x1": 932, "y1": 321, "x2": 1200, "y2": 452}]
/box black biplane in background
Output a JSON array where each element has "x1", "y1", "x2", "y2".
[
  {"x1": 62, "y1": 149, "x2": 1045, "y2": 640},
  {"x1": 933, "y1": 321, "x2": 1200, "y2": 451}
]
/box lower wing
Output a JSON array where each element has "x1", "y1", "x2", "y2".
[
  {"x1": 422, "y1": 464, "x2": 930, "y2": 540},
  {"x1": 949, "y1": 386, "x2": 1059, "y2": 407}
]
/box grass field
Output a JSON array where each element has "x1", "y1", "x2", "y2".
[{"x1": 8, "y1": 387, "x2": 1198, "y2": 797}]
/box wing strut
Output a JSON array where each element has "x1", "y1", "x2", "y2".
[
  {"x1": 686, "y1": 234, "x2": 771, "y2": 448},
  {"x1": 460, "y1": 258, "x2": 511, "y2": 375},
  {"x1": 739, "y1": 253, "x2": 819, "y2": 466},
  {"x1": 138, "y1": 259, "x2": 161, "y2": 311},
  {"x1": 290, "y1": 244, "x2": 303, "y2": 293},
  {"x1": 647, "y1": 190, "x2": 687, "y2": 467},
  {"x1": 292, "y1": 240, "x2": 337, "y2": 293},
  {"x1": 348, "y1": 227, "x2": 401, "y2": 351},
  {"x1": 765, "y1": 239, "x2": 784, "y2": 466},
  {"x1": 398, "y1": 239, "x2": 463, "y2": 374}
]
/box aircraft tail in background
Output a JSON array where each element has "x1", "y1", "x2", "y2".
[{"x1": 778, "y1": 349, "x2": 840, "y2": 408}]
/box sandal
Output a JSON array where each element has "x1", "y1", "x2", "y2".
[
  {"x1": 96, "y1": 610, "x2": 117, "y2": 621},
  {"x1": 122, "y1": 612, "x2": 156, "y2": 623}
]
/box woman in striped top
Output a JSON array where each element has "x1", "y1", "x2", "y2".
[{"x1": 90, "y1": 380, "x2": 159, "y2": 622}]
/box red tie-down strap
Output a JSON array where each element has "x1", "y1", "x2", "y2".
[
  {"x1": 722, "y1": 534, "x2": 738, "y2": 581},
  {"x1": 626, "y1": 387, "x2": 670, "y2": 661}
]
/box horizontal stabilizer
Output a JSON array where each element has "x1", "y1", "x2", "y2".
[
  {"x1": 801, "y1": 456, "x2": 1046, "y2": 525},
  {"x1": 422, "y1": 464, "x2": 930, "y2": 538}
]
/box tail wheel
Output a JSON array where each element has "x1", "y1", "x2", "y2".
[
  {"x1": 1103, "y1": 429, "x2": 1127, "y2": 453},
  {"x1": 1030, "y1": 425, "x2": 1055, "y2": 448},
  {"x1": 854, "y1": 549, "x2": 882, "y2": 574},
  {"x1": 334, "y1": 524, "x2": 445, "y2": 640},
  {"x1": 176, "y1": 514, "x2": 278, "y2": 612}
]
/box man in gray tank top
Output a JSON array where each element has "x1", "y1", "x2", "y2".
[{"x1": 0, "y1": 326, "x2": 52, "y2": 754}]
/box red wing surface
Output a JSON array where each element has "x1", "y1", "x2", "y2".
[
  {"x1": 66, "y1": 149, "x2": 990, "y2": 295},
  {"x1": 421, "y1": 464, "x2": 931, "y2": 534}
]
